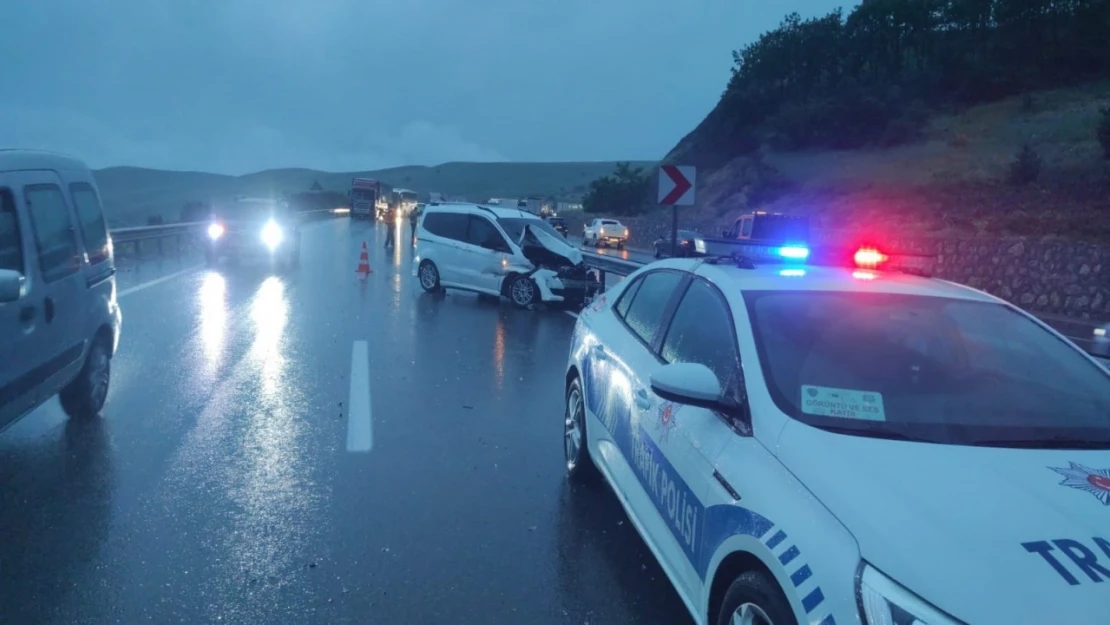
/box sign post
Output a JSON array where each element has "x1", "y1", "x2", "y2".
[{"x1": 658, "y1": 165, "x2": 696, "y2": 257}]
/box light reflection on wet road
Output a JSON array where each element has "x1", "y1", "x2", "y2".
[{"x1": 0, "y1": 218, "x2": 690, "y2": 625}]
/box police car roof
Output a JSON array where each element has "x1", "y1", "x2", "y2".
[
  {"x1": 0, "y1": 149, "x2": 90, "y2": 173},
  {"x1": 653, "y1": 258, "x2": 999, "y2": 303}
]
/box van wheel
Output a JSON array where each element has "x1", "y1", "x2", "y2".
[
  {"x1": 715, "y1": 571, "x2": 797, "y2": 625},
  {"x1": 509, "y1": 275, "x2": 537, "y2": 308},
  {"x1": 565, "y1": 376, "x2": 597, "y2": 482},
  {"x1": 60, "y1": 338, "x2": 111, "y2": 419},
  {"x1": 418, "y1": 259, "x2": 441, "y2": 292}
]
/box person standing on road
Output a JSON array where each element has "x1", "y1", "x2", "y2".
[
  {"x1": 409, "y1": 207, "x2": 420, "y2": 247},
  {"x1": 384, "y1": 210, "x2": 396, "y2": 248}
]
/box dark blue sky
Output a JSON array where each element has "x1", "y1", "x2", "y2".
[{"x1": 1, "y1": 0, "x2": 846, "y2": 174}]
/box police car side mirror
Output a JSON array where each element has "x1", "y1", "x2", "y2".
[
  {"x1": 0, "y1": 269, "x2": 24, "y2": 303},
  {"x1": 650, "y1": 363, "x2": 723, "y2": 411}
]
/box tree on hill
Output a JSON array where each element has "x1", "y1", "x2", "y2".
[
  {"x1": 310, "y1": 180, "x2": 323, "y2": 192},
  {"x1": 681, "y1": 0, "x2": 1110, "y2": 169},
  {"x1": 583, "y1": 162, "x2": 651, "y2": 215}
]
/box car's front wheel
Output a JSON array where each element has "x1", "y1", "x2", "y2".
[
  {"x1": 715, "y1": 571, "x2": 797, "y2": 625},
  {"x1": 60, "y1": 337, "x2": 111, "y2": 419},
  {"x1": 509, "y1": 275, "x2": 537, "y2": 308},
  {"x1": 418, "y1": 259, "x2": 441, "y2": 292},
  {"x1": 565, "y1": 376, "x2": 597, "y2": 482}
]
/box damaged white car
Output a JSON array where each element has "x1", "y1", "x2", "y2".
[{"x1": 413, "y1": 203, "x2": 601, "y2": 309}]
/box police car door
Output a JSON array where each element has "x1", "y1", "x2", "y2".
[
  {"x1": 647, "y1": 276, "x2": 748, "y2": 586},
  {"x1": 598, "y1": 268, "x2": 706, "y2": 600}
]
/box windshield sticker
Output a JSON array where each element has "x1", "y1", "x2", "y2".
[
  {"x1": 800, "y1": 385, "x2": 886, "y2": 421},
  {"x1": 1050, "y1": 462, "x2": 1110, "y2": 506}
]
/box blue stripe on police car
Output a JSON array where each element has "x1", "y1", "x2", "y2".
[{"x1": 580, "y1": 358, "x2": 837, "y2": 624}]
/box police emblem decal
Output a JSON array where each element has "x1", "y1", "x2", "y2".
[
  {"x1": 657, "y1": 402, "x2": 680, "y2": 441},
  {"x1": 1050, "y1": 462, "x2": 1110, "y2": 505}
]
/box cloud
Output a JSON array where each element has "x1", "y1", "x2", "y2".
[{"x1": 0, "y1": 0, "x2": 847, "y2": 173}]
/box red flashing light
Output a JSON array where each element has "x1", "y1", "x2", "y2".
[{"x1": 854, "y1": 247, "x2": 888, "y2": 269}]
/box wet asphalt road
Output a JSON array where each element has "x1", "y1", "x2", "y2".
[{"x1": 0, "y1": 218, "x2": 690, "y2": 625}]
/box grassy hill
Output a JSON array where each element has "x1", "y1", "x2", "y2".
[
  {"x1": 646, "y1": 2, "x2": 1110, "y2": 243},
  {"x1": 670, "y1": 83, "x2": 1110, "y2": 241},
  {"x1": 94, "y1": 160, "x2": 656, "y2": 226}
]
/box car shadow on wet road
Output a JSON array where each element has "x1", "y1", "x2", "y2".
[{"x1": 553, "y1": 481, "x2": 694, "y2": 624}]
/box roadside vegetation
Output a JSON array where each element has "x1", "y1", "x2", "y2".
[{"x1": 588, "y1": 0, "x2": 1110, "y2": 242}]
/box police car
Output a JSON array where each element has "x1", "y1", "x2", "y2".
[{"x1": 563, "y1": 242, "x2": 1110, "y2": 625}]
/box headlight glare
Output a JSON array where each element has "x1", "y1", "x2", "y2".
[
  {"x1": 859, "y1": 565, "x2": 956, "y2": 625},
  {"x1": 694, "y1": 238, "x2": 706, "y2": 253},
  {"x1": 261, "y1": 220, "x2": 283, "y2": 249},
  {"x1": 208, "y1": 223, "x2": 225, "y2": 240}
]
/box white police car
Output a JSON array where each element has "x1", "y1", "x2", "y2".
[{"x1": 563, "y1": 243, "x2": 1110, "y2": 625}]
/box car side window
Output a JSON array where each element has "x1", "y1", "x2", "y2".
[
  {"x1": 622, "y1": 271, "x2": 684, "y2": 345},
  {"x1": 661, "y1": 278, "x2": 743, "y2": 399},
  {"x1": 424, "y1": 212, "x2": 468, "y2": 242},
  {"x1": 467, "y1": 215, "x2": 506, "y2": 250},
  {"x1": 24, "y1": 184, "x2": 80, "y2": 282},
  {"x1": 614, "y1": 276, "x2": 644, "y2": 319},
  {"x1": 740, "y1": 218, "x2": 753, "y2": 238},
  {"x1": 68, "y1": 182, "x2": 110, "y2": 265},
  {"x1": 0, "y1": 188, "x2": 23, "y2": 273}
]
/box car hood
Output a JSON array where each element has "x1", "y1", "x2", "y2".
[
  {"x1": 777, "y1": 420, "x2": 1110, "y2": 625},
  {"x1": 523, "y1": 224, "x2": 582, "y2": 266}
]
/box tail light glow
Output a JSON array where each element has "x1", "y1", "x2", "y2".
[{"x1": 854, "y1": 247, "x2": 888, "y2": 269}]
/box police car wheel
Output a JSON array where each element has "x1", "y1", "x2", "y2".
[
  {"x1": 716, "y1": 571, "x2": 797, "y2": 625},
  {"x1": 418, "y1": 260, "x2": 441, "y2": 292},
  {"x1": 565, "y1": 377, "x2": 597, "y2": 481},
  {"x1": 59, "y1": 337, "x2": 111, "y2": 419},
  {"x1": 509, "y1": 276, "x2": 537, "y2": 308}
]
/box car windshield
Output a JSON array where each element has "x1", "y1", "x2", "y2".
[
  {"x1": 601, "y1": 220, "x2": 620, "y2": 226},
  {"x1": 498, "y1": 217, "x2": 562, "y2": 243},
  {"x1": 351, "y1": 188, "x2": 376, "y2": 201},
  {"x1": 745, "y1": 290, "x2": 1110, "y2": 447}
]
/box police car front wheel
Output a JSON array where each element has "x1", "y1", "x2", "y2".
[
  {"x1": 715, "y1": 570, "x2": 797, "y2": 625},
  {"x1": 565, "y1": 376, "x2": 597, "y2": 481}
]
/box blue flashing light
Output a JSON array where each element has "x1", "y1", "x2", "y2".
[{"x1": 777, "y1": 245, "x2": 810, "y2": 260}]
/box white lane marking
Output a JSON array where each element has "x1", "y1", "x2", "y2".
[
  {"x1": 117, "y1": 265, "x2": 202, "y2": 298},
  {"x1": 346, "y1": 340, "x2": 373, "y2": 453},
  {"x1": 565, "y1": 311, "x2": 579, "y2": 319}
]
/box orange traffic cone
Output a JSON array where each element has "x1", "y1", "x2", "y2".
[{"x1": 356, "y1": 241, "x2": 372, "y2": 277}]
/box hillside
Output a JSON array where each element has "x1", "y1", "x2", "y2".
[
  {"x1": 677, "y1": 83, "x2": 1110, "y2": 241},
  {"x1": 94, "y1": 160, "x2": 655, "y2": 226},
  {"x1": 652, "y1": 1, "x2": 1110, "y2": 243}
]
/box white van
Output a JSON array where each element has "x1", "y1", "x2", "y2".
[
  {"x1": 0, "y1": 150, "x2": 122, "y2": 431},
  {"x1": 413, "y1": 203, "x2": 599, "y2": 309}
]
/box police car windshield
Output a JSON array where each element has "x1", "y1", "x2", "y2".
[
  {"x1": 745, "y1": 291, "x2": 1110, "y2": 447},
  {"x1": 498, "y1": 217, "x2": 561, "y2": 243}
]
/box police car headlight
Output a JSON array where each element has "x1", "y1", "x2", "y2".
[
  {"x1": 859, "y1": 564, "x2": 958, "y2": 625},
  {"x1": 694, "y1": 238, "x2": 706, "y2": 253},
  {"x1": 261, "y1": 220, "x2": 283, "y2": 249}
]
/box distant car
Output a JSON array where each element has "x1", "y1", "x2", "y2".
[
  {"x1": 546, "y1": 216, "x2": 568, "y2": 237},
  {"x1": 653, "y1": 230, "x2": 703, "y2": 258},
  {"x1": 414, "y1": 203, "x2": 599, "y2": 309},
  {"x1": 0, "y1": 149, "x2": 122, "y2": 430},
  {"x1": 565, "y1": 240, "x2": 1110, "y2": 625},
  {"x1": 583, "y1": 218, "x2": 629, "y2": 249},
  {"x1": 204, "y1": 198, "x2": 301, "y2": 271}
]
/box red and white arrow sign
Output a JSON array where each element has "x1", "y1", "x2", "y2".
[{"x1": 658, "y1": 165, "x2": 696, "y2": 206}]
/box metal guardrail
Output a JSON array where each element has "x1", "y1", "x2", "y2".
[
  {"x1": 578, "y1": 249, "x2": 1110, "y2": 357},
  {"x1": 107, "y1": 209, "x2": 345, "y2": 257}
]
